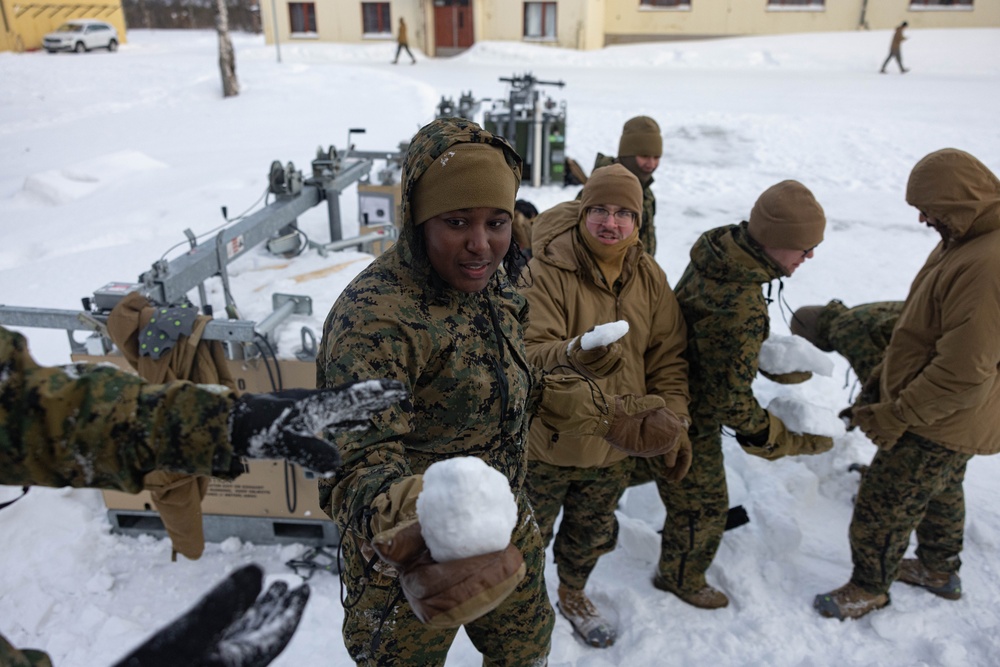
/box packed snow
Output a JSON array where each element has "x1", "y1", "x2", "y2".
[
  {"x1": 417, "y1": 457, "x2": 518, "y2": 562},
  {"x1": 2, "y1": 26, "x2": 1000, "y2": 667},
  {"x1": 580, "y1": 320, "x2": 630, "y2": 351}
]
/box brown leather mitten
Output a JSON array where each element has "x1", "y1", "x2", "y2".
[
  {"x1": 603, "y1": 395, "x2": 684, "y2": 458},
  {"x1": 759, "y1": 369, "x2": 813, "y2": 385},
  {"x1": 852, "y1": 402, "x2": 907, "y2": 450},
  {"x1": 372, "y1": 521, "x2": 526, "y2": 629},
  {"x1": 740, "y1": 411, "x2": 834, "y2": 460},
  {"x1": 567, "y1": 336, "x2": 624, "y2": 380},
  {"x1": 660, "y1": 430, "x2": 692, "y2": 482}
]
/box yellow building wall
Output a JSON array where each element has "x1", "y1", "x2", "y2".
[
  {"x1": 0, "y1": 0, "x2": 126, "y2": 53},
  {"x1": 602, "y1": 0, "x2": 999, "y2": 45},
  {"x1": 252, "y1": 0, "x2": 999, "y2": 55}
]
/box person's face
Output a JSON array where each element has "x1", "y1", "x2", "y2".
[
  {"x1": 584, "y1": 204, "x2": 637, "y2": 245},
  {"x1": 634, "y1": 155, "x2": 660, "y2": 175},
  {"x1": 422, "y1": 207, "x2": 512, "y2": 292},
  {"x1": 919, "y1": 210, "x2": 946, "y2": 237},
  {"x1": 764, "y1": 245, "x2": 816, "y2": 276}
]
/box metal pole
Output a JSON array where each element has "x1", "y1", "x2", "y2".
[
  {"x1": 271, "y1": 0, "x2": 282, "y2": 63},
  {"x1": 532, "y1": 92, "x2": 543, "y2": 188}
]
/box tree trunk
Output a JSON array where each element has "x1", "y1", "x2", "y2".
[{"x1": 216, "y1": 0, "x2": 239, "y2": 98}]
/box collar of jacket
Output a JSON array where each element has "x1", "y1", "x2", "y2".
[
  {"x1": 687, "y1": 221, "x2": 785, "y2": 284},
  {"x1": 530, "y1": 200, "x2": 642, "y2": 287}
]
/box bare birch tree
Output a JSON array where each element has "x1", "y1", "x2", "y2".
[{"x1": 216, "y1": 0, "x2": 239, "y2": 98}]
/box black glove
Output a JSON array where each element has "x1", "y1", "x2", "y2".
[
  {"x1": 229, "y1": 379, "x2": 407, "y2": 474},
  {"x1": 112, "y1": 564, "x2": 310, "y2": 667}
]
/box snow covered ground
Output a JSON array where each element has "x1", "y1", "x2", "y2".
[{"x1": 2, "y1": 26, "x2": 1000, "y2": 666}]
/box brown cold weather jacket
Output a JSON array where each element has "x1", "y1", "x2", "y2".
[
  {"x1": 881, "y1": 149, "x2": 1000, "y2": 455},
  {"x1": 523, "y1": 200, "x2": 689, "y2": 468},
  {"x1": 890, "y1": 26, "x2": 906, "y2": 54}
]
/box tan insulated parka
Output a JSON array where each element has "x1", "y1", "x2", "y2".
[
  {"x1": 523, "y1": 200, "x2": 689, "y2": 468},
  {"x1": 882, "y1": 148, "x2": 1000, "y2": 455}
]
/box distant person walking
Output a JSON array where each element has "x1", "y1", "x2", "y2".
[
  {"x1": 393, "y1": 17, "x2": 416, "y2": 65},
  {"x1": 880, "y1": 21, "x2": 909, "y2": 74}
]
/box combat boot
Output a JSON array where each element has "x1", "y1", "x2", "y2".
[
  {"x1": 897, "y1": 558, "x2": 962, "y2": 600},
  {"x1": 814, "y1": 582, "x2": 889, "y2": 620},
  {"x1": 652, "y1": 573, "x2": 729, "y2": 609},
  {"x1": 557, "y1": 584, "x2": 616, "y2": 648}
]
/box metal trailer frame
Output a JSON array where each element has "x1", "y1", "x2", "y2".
[{"x1": 0, "y1": 141, "x2": 405, "y2": 360}]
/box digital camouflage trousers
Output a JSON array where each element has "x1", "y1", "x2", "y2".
[
  {"x1": 526, "y1": 458, "x2": 632, "y2": 591},
  {"x1": 340, "y1": 498, "x2": 553, "y2": 667},
  {"x1": 850, "y1": 431, "x2": 971, "y2": 595},
  {"x1": 632, "y1": 427, "x2": 729, "y2": 592}
]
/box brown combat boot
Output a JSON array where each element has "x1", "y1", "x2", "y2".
[
  {"x1": 897, "y1": 558, "x2": 962, "y2": 600},
  {"x1": 652, "y1": 573, "x2": 729, "y2": 609},
  {"x1": 814, "y1": 582, "x2": 889, "y2": 620},
  {"x1": 557, "y1": 584, "x2": 616, "y2": 648}
]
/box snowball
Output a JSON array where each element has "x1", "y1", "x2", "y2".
[
  {"x1": 759, "y1": 334, "x2": 834, "y2": 377},
  {"x1": 580, "y1": 320, "x2": 630, "y2": 350},
  {"x1": 416, "y1": 457, "x2": 518, "y2": 562}
]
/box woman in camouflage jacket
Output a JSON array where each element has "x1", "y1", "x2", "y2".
[{"x1": 316, "y1": 118, "x2": 554, "y2": 666}]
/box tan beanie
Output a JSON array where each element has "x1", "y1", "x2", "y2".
[
  {"x1": 412, "y1": 143, "x2": 518, "y2": 225},
  {"x1": 747, "y1": 180, "x2": 826, "y2": 250},
  {"x1": 580, "y1": 163, "x2": 643, "y2": 224},
  {"x1": 618, "y1": 116, "x2": 662, "y2": 158}
]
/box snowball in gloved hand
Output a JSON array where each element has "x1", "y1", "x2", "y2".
[
  {"x1": 580, "y1": 320, "x2": 629, "y2": 351},
  {"x1": 416, "y1": 457, "x2": 518, "y2": 562}
]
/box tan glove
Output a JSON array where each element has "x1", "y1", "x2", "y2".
[
  {"x1": 603, "y1": 395, "x2": 684, "y2": 458},
  {"x1": 852, "y1": 402, "x2": 907, "y2": 450},
  {"x1": 567, "y1": 334, "x2": 624, "y2": 380},
  {"x1": 659, "y1": 430, "x2": 692, "y2": 482},
  {"x1": 371, "y1": 520, "x2": 526, "y2": 628},
  {"x1": 739, "y1": 411, "x2": 834, "y2": 461},
  {"x1": 759, "y1": 369, "x2": 813, "y2": 385}
]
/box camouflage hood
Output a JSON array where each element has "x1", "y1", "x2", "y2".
[
  {"x1": 906, "y1": 148, "x2": 1000, "y2": 244},
  {"x1": 684, "y1": 221, "x2": 783, "y2": 286}
]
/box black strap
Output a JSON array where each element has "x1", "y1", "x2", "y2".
[{"x1": 0, "y1": 486, "x2": 29, "y2": 510}]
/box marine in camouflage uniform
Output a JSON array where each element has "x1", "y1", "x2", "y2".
[
  {"x1": 580, "y1": 116, "x2": 663, "y2": 257},
  {"x1": 316, "y1": 118, "x2": 553, "y2": 666},
  {"x1": 1, "y1": 323, "x2": 387, "y2": 666},
  {"x1": 0, "y1": 324, "x2": 239, "y2": 492},
  {"x1": 653, "y1": 181, "x2": 832, "y2": 609},
  {"x1": 815, "y1": 149, "x2": 1000, "y2": 619}
]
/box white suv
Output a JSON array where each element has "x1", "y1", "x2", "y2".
[{"x1": 43, "y1": 19, "x2": 119, "y2": 53}]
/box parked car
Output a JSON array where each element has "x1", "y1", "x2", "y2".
[{"x1": 43, "y1": 19, "x2": 119, "y2": 53}]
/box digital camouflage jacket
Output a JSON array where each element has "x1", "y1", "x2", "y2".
[
  {"x1": 315, "y1": 119, "x2": 538, "y2": 540},
  {"x1": 674, "y1": 221, "x2": 784, "y2": 438},
  {"x1": 0, "y1": 325, "x2": 238, "y2": 493}
]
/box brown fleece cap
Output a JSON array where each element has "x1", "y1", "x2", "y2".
[
  {"x1": 748, "y1": 180, "x2": 826, "y2": 250},
  {"x1": 580, "y1": 163, "x2": 643, "y2": 224},
  {"x1": 412, "y1": 143, "x2": 518, "y2": 225},
  {"x1": 618, "y1": 116, "x2": 662, "y2": 158}
]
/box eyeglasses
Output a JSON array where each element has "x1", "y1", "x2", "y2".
[
  {"x1": 801, "y1": 245, "x2": 817, "y2": 259},
  {"x1": 587, "y1": 207, "x2": 636, "y2": 225}
]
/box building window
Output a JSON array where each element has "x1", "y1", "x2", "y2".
[
  {"x1": 362, "y1": 2, "x2": 392, "y2": 35},
  {"x1": 641, "y1": 0, "x2": 689, "y2": 7},
  {"x1": 524, "y1": 2, "x2": 556, "y2": 40},
  {"x1": 909, "y1": 0, "x2": 972, "y2": 6},
  {"x1": 767, "y1": 0, "x2": 825, "y2": 6},
  {"x1": 289, "y1": 2, "x2": 316, "y2": 33}
]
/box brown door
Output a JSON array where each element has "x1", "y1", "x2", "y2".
[{"x1": 433, "y1": 0, "x2": 473, "y2": 53}]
